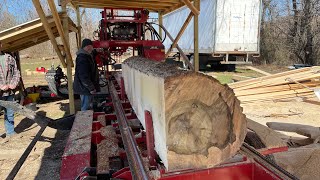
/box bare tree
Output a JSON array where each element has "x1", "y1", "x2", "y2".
[{"x1": 260, "y1": 0, "x2": 320, "y2": 65}]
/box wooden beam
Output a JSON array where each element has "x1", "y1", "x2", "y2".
[
  {"x1": 74, "y1": 1, "x2": 173, "y2": 8},
  {"x1": 165, "y1": 12, "x2": 193, "y2": 58},
  {"x1": 47, "y1": 0, "x2": 74, "y2": 67},
  {"x1": 181, "y1": 0, "x2": 200, "y2": 15},
  {"x1": 193, "y1": 0, "x2": 200, "y2": 72},
  {"x1": 76, "y1": 5, "x2": 82, "y2": 50},
  {"x1": 159, "y1": 23, "x2": 194, "y2": 71},
  {"x1": 247, "y1": 118, "x2": 287, "y2": 149},
  {"x1": 32, "y1": 0, "x2": 67, "y2": 68},
  {"x1": 61, "y1": 0, "x2": 75, "y2": 115},
  {"x1": 158, "y1": 11, "x2": 163, "y2": 40}
]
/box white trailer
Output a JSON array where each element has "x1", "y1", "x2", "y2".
[{"x1": 162, "y1": 0, "x2": 262, "y2": 70}]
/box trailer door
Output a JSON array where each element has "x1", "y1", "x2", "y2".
[{"x1": 215, "y1": 0, "x2": 261, "y2": 53}]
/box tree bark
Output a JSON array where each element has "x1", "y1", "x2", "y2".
[{"x1": 122, "y1": 57, "x2": 247, "y2": 171}]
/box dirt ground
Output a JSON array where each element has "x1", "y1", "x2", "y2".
[
  {"x1": 242, "y1": 97, "x2": 320, "y2": 138},
  {"x1": 0, "y1": 99, "x2": 80, "y2": 180}
]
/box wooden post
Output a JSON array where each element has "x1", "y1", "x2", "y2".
[
  {"x1": 32, "y1": 0, "x2": 67, "y2": 68},
  {"x1": 165, "y1": 12, "x2": 193, "y2": 58},
  {"x1": 76, "y1": 5, "x2": 82, "y2": 49},
  {"x1": 62, "y1": 1, "x2": 75, "y2": 114},
  {"x1": 158, "y1": 11, "x2": 163, "y2": 40},
  {"x1": 193, "y1": 0, "x2": 200, "y2": 72}
]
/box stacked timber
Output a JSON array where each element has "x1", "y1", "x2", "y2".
[
  {"x1": 122, "y1": 57, "x2": 247, "y2": 171},
  {"x1": 229, "y1": 67, "x2": 320, "y2": 103}
]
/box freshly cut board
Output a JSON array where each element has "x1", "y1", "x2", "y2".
[{"x1": 122, "y1": 57, "x2": 247, "y2": 171}]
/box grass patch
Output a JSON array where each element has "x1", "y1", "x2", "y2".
[{"x1": 216, "y1": 74, "x2": 233, "y2": 84}]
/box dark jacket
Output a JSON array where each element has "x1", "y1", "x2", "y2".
[{"x1": 73, "y1": 49, "x2": 100, "y2": 95}]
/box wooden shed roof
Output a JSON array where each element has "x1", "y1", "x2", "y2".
[
  {"x1": 69, "y1": 0, "x2": 185, "y2": 14},
  {"x1": 0, "y1": 13, "x2": 77, "y2": 52}
]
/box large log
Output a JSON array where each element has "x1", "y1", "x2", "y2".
[{"x1": 122, "y1": 57, "x2": 247, "y2": 171}]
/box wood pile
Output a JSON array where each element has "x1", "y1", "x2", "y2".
[{"x1": 229, "y1": 67, "x2": 320, "y2": 103}]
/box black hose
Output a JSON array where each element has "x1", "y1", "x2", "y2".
[{"x1": 147, "y1": 22, "x2": 167, "y2": 43}]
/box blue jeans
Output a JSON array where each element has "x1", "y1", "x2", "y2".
[
  {"x1": 80, "y1": 95, "x2": 93, "y2": 111},
  {"x1": 1, "y1": 95, "x2": 15, "y2": 135}
]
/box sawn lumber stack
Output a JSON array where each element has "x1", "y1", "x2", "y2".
[
  {"x1": 122, "y1": 57, "x2": 247, "y2": 171},
  {"x1": 229, "y1": 67, "x2": 320, "y2": 103}
]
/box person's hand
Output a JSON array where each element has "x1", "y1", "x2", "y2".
[
  {"x1": 90, "y1": 89, "x2": 96, "y2": 95},
  {"x1": 1, "y1": 85, "x2": 9, "y2": 91}
]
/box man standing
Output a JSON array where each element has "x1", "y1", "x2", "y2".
[
  {"x1": 74, "y1": 39, "x2": 100, "y2": 111},
  {"x1": 0, "y1": 42, "x2": 21, "y2": 141}
]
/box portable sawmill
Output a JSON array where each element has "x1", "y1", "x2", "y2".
[{"x1": 59, "y1": 8, "x2": 297, "y2": 180}]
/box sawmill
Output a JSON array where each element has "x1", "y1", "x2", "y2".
[{"x1": 1, "y1": 0, "x2": 320, "y2": 179}]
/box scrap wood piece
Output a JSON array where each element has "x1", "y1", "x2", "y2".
[
  {"x1": 247, "y1": 118, "x2": 287, "y2": 149},
  {"x1": 273, "y1": 144, "x2": 320, "y2": 180},
  {"x1": 266, "y1": 122, "x2": 320, "y2": 140},
  {"x1": 246, "y1": 66, "x2": 271, "y2": 76}
]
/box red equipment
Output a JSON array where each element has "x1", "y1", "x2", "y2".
[
  {"x1": 60, "y1": 76, "x2": 297, "y2": 180},
  {"x1": 92, "y1": 8, "x2": 165, "y2": 69}
]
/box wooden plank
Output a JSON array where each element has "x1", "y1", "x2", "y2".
[
  {"x1": 63, "y1": 110, "x2": 93, "y2": 156},
  {"x1": 247, "y1": 119, "x2": 287, "y2": 149},
  {"x1": 193, "y1": 0, "x2": 200, "y2": 72},
  {"x1": 122, "y1": 57, "x2": 247, "y2": 171},
  {"x1": 229, "y1": 67, "x2": 312, "y2": 89},
  {"x1": 234, "y1": 82, "x2": 319, "y2": 97},
  {"x1": 61, "y1": 0, "x2": 76, "y2": 115},
  {"x1": 76, "y1": 5, "x2": 82, "y2": 49},
  {"x1": 246, "y1": 66, "x2": 271, "y2": 76},
  {"x1": 158, "y1": 11, "x2": 163, "y2": 39}
]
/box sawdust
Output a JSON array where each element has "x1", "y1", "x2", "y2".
[
  {"x1": 123, "y1": 56, "x2": 189, "y2": 78},
  {"x1": 97, "y1": 126, "x2": 119, "y2": 174},
  {"x1": 273, "y1": 144, "x2": 320, "y2": 180}
]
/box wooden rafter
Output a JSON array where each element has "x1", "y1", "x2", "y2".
[
  {"x1": 181, "y1": 0, "x2": 200, "y2": 15},
  {"x1": 48, "y1": 0, "x2": 74, "y2": 66},
  {"x1": 165, "y1": 12, "x2": 193, "y2": 58},
  {"x1": 69, "y1": 0, "x2": 183, "y2": 13},
  {"x1": 32, "y1": 0, "x2": 67, "y2": 67},
  {"x1": 0, "y1": 14, "x2": 77, "y2": 53}
]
